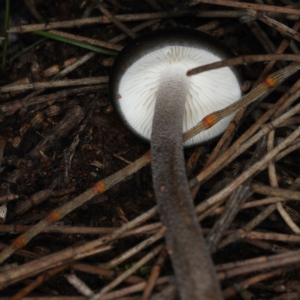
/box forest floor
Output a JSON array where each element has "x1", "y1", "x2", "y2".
[{"x1": 1, "y1": 0, "x2": 300, "y2": 299}]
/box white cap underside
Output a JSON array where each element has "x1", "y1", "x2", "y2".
[{"x1": 118, "y1": 46, "x2": 241, "y2": 146}]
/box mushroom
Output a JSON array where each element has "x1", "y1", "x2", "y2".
[{"x1": 110, "y1": 28, "x2": 242, "y2": 300}]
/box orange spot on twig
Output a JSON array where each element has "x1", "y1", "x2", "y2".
[
  {"x1": 12, "y1": 237, "x2": 26, "y2": 250},
  {"x1": 93, "y1": 182, "x2": 106, "y2": 194},
  {"x1": 202, "y1": 114, "x2": 216, "y2": 129},
  {"x1": 264, "y1": 76, "x2": 276, "y2": 88},
  {"x1": 47, "y1": 211, "x2": 61, "y2": 224}
]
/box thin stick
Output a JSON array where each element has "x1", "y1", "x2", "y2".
[
  {"x1": 277, "y1": 202, "x2": 300, "y2": 233},
  {"x1": 64, "y1": 274, "x2": 94, "y2": 297},
  {"x1": 217, "y1": 250, "x2": 300, "y2": 280},
  {"x1": 244, "y1": 239, "x2": 289, "y2": 254},
  {"x1": 253, "y1": 11, "x2": 300, "y2": 43},
  {"x1": 187, "y1": 54, "x2": 300, "y2": 76},
  {"x1": 72, "y1": 263, "x2": 144, "y2": 284},
  {"x1": 192, "y1": 0, "x2": 300, "y2": 16},
  {"x1": 212, "y1": 198, "x2": 285, "y2": 215},
  {"x1": 8, "y1": 12, "x2": 190, "y2": 33},
  {"x1": 251, "y1": 183, "x2": 300, "y2": 201},
  {"x1": 141, "y1": 248, "x2": 168, "y2": 300},
  {"x1": 0, "y1": 76, "x2": 108, "y2": 93},
  {"x1": 0, "y1": 222, "x2": 162, "y2": 236}
]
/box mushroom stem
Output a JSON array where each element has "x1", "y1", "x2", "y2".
[{"x1": 151, "y1": 64, "x2": 222, "y2": 300}]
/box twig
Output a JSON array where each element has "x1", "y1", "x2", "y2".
[
  {"x1": 72, "y1": 263, "x2": 144, "y2": 284},
  {"x1": 217, "y1": 250, "x2": 300, "y2": 280},
  {"x1": 244, "y1": 239, "x2": 290, "y2": 254},
  {"x1": 187, "y1": 54, "x2": 300, "y2": 76},
  {"x1": 193, "y1": 0, "x2": 300, "y2": 16},
  {"x1": 277, "y1": 202, "x2": 300, "y2": 233},
  {"x1": 141, "y1": 247, "x2": 168, "y2": 300},
  {"x1": 213, "y1": 197, "x2": 298, "y2": 215},
  {"x1": 64, "y1": 274, "x2": 94, "y2": 297},
  {"x1": 251, "y1": 183, "x2": 300, "y2": 200},
  {"x1": 14, "y1": 188, "x2": 54, "y2": 215},
  {"x1": 0, "y1": 76, "x2": 108, "y2": 93},
  {"x1": 0, "y1": 222, "x2": 162, "y2": 236},
  {"x1": 8, "y1": 12, "x2": 191, "y2": 33},
  {"x1": 248, "y1": 9, "x2": 300, "y2": 42}
]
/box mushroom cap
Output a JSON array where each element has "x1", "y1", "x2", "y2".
[{"x1": 110, "y1": 28, "x2": 242, "y2": 146}]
